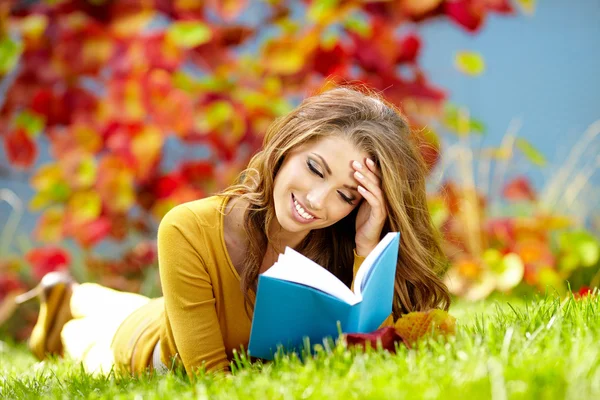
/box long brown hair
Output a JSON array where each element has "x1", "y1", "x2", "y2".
[{"x1": 219, "y1": 86, "x2": 450, "y2": 319}]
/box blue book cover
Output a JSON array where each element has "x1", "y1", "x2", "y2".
[{"x1": 248, "y1": 232, "x2": 400, "y2": 360}]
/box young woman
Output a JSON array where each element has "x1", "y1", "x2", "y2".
[{"x1": 17, "y1": 87, "x2": 450, "y2": 377}]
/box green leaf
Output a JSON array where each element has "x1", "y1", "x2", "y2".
[
  {"x1": 14, "y1": 110, "x2": 45, "y2": 138},
  {"x1": 343, "y1": 12, "x2": 371, "y2": 38},
  {"x1": 0, "y1": 36, "x2": 23, "y2": 75},
  {"x1": 167, "y1": 21, "x2": 213, "y2": 49},
  {"x1": 443, "y1": 104, "x2": 486, "y2": 136},
  {"x1": 559, "y1": 231, "x2": 600, "y2": 268},
  {"x1": 515, "y1": 138, "x2": 547, "y2": 167}
]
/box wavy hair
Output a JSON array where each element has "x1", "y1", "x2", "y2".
[{"x1": 219, "y1": 86, "x2": 450, "y2": 319}]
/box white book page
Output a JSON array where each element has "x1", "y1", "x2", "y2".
[
  {"x1": 352, "y1": 232, "x2": 396, "y2": 299},
  {"x1": 262, "y1": 247, "x2": 359, "y2": 305}
]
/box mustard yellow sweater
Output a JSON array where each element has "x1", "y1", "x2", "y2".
[{"x1": 111, "y1": 195, "x2": 391, "y2": 376}]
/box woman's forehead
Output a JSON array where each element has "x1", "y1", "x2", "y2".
[{"x1": 294, "y1": 136, "x2": 369, "y2": 162}]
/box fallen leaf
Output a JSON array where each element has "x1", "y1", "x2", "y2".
[
  {"x1": 344, "y1": 327, "x2": 403, "y2": 352},
  {"x1": 394, "y1": 309, "x2": 456, "y2": 346}
]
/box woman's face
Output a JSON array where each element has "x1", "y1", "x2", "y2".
[{"x1": 272, "y1": 135, "x2": 370, "y2": 237}]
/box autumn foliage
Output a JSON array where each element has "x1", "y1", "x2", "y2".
[
  {"x1": 0, "y1": 0, "x2": 516, "y2": 297},
  {"x1": 3, "y1": 0, "x2": 598, "y2": 345}
]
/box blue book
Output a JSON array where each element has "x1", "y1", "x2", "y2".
[{"x1": 248, "y1": 232, "x2": 400, "y2": 360}]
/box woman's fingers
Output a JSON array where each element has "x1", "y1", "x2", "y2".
[
  {"x1": 353, "y1": 159, "x2": 382, "y2": 198},
  {"x1": 353, "y1": 159, "x2": 386, "y2": 221}
]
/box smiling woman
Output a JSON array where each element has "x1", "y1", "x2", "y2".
[{"x1": 15, "y1": 86, "x2": 450, "y2": 378}]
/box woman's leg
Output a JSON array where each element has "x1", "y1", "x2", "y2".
[
  {"x1": 69, "y1": 283, "x2": 150, "y2": 319},
  {"x1": 61, "y1": 283, "x2": 151, "y2": 375}
]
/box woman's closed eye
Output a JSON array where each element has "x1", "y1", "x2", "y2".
[
  {"x1": 306, "y1": 158, "x2": 323, "y2": 178},
  {"x1": 306, "y1": 159, "x2": 355, "y2": 205}
]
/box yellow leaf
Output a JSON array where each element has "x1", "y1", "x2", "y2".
[
  {"x1": 262, "y1": 31, "x2": 318, "y2": 75},
  {"x1": 307, "y1": 0, "x2": 339, "y2": 24},
  {"x1": 167, "y1": 21, "x2": 213, "y2": 49},
  {"x1": 73, "y1": 155, "x2": 97, "y2": 189},
  {"x1": 19, "y1": 14, "x2": 49, "y2": 40},
  {"x1": 105, "y1": 172, "x2": 136, "y2": 213},
  {"x1": 515, "y1": 0, "x2": 536, "y2": 15},
  {"x1": 124, "y1": 80, "x2": 144, "y2": 121},
  {"x1": 111, "y1": 10, "x2": 155, "y2": 37},
  {"x1": 263, "y1": 42, "x2": 306, "y2": 75},
  {"x1": 455, "y1": 51, "x2": 485, "y2": 76},
  {"x1": 394, "y1": 310, "x2": 456, "y2": 346},
  {"x1": 67, "y1": 191, "x2": 102, "y2": 224},
  {"x1": 30, "y1": 163, "x2": 64, "y2": 192},
  {"x1": 82, "y1": 37, "x2": 113, "y2": 66},
  {"x1": 131, "y1": 126, "x2": 164, "y2": 178},
  {"x1": 29, "y1": 191, "x2": 52, "y2": 212}
]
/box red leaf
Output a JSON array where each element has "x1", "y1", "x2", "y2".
[
  {"x1": 344, "y1": 327, "x2": 404, "y2": 353},
  {"x1": 485, "y1": 0, "x2": 514, "y2": 13},
  {"x1": 179, "y1": 161, "x2": 215, "y2": 186},
  {"x1": 4, "y1": 129, "x2": 38, "y2": 169},
  {"x1": 0, "y1": 274, "x2": 24, "y2": 301},
  {"x1": 218, "y1": 26, "x2": 255, "y2": 47},
  {"x1": 396, "y1": 34, "x2": 421, "y2": 64},
  {"x1": 69, "y1": 217, "x2": 112, "y2": 249},
  {"x1": 313, "y1": 43, "x2": 348, "y2": 77},
  {"x1": 350, "y1": 21, "x2": 398, "y2": 74},
  {"x1": 502, "y1": 176, "x2": 536, "y2": 202},
  {"x1": 154, "y1": 174, "x2": 185, "y2": 199},
  {"x1": 25, "y1": 247, "x2": 70, "y2": 280},
  {"x1": 444, "y1": 0, "x2": 486, "y2": 32}
]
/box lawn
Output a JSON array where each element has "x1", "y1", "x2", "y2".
[{"x1": 1, "y1": 293, "x2": 599, "y2": 399}]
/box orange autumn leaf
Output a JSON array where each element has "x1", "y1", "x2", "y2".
[
  {"x1": 394, "y1": 309, "x2": 456, "y2": 346},
  {"x1": 208, "y1": 0, "x2": 248, "y2": 22},
  {"x1": 34, "y1": 206, "x2": 65, "y2": 242}
]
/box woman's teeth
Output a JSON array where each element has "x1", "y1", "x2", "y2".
[{"x1": 294, "y1": 198, "x2": 314, "y2": 220}]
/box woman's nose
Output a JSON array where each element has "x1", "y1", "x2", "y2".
[{"x1": 306, "y1": 186, "x2": 328, "y2": 210}]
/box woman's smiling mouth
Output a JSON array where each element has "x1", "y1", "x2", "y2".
[{"x1": 291, "y1": 194, "x2": 318, "y2": 223}]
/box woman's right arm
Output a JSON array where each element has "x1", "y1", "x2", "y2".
[{"x1": 157, "y1": 205, "x2": 230, "y2": 375}]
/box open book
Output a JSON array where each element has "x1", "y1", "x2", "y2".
[{"x1": 248, "y1": 232, "x2": 400, "y2": 360}]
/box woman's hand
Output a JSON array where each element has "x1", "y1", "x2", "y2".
[{"x1": 353, "y1": 158, "x2": 387, "y2": 257}]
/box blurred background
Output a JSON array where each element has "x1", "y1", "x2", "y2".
[{"x1": 1, "y1": 0, "x2": 599, "y2": 339}]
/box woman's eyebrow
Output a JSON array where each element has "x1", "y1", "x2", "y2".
[
  {"x1": 311, "y1": 153, "x2": 332, "y2": 175},
  {"x1": 311, "y1": 152, "x2": 358, "y2": 191}
]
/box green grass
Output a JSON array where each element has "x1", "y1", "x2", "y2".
[{"x1": 1, "y1": 293, "x2": 599, "y2": 399}]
